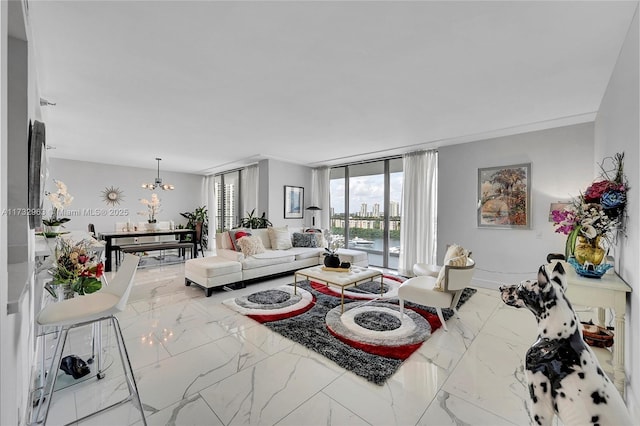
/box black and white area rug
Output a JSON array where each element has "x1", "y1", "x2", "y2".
[{"x1": 223, "y1": 276, "x2": 476, "y2": 385}]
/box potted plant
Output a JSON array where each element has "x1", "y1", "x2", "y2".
[
  {"x1": 239, "y1": 209, "x2": 272, "y2": 229},
  {"x1": 180, "y1": 206, "x2": 209, "y2": 249},
  {"x1": 139, "y1": 193, "x2": 161, "y2": 230},
  {"x1": 323, "y1": 247, "x2": 341, "y2": 268},
  {"x1": 42, "y1": 179, "x2": 73, "y2": 233}
]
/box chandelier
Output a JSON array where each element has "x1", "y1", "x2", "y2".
[{"x1": 142, "y1": 158, "x2": 175, "y2": 190}]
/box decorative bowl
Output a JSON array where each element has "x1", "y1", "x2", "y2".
[{"x1": 568, "y1": 257, "x2": 613, "y2": 278}]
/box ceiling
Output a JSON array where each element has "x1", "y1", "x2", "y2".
[{"x1": 27, "y1": 1, "x2": 637, "y2": 175}]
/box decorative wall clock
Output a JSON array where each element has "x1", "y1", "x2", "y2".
[{"x1": 101, "y1": 186, "x2": 125, "y2": 206}]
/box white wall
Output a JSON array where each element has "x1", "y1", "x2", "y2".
[
  {"x1": 47, "y1": 158, "x2": 204, "y2": 234},
  {"x1": 438, "y1": 123, "x2": 595, "y2": 287},
  {"x1": 2, "y1": 2, "x2": 41, "y2": 424},
  {"x1": 594, "y1": 4, "x2": 639, "y2": 417},
  {"x1": 260, "y1": 158, "x2": 313, "y2": 229}
]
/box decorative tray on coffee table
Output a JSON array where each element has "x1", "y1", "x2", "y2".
[{"x1": 321, "y1": 266, "x2": 351, "y2": 272}]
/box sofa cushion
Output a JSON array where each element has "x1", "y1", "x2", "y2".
[
  {"x1": 249, "y1": 228, "x2": 272, "y2": 249},
  {"x1": 185, "y1": 256, "x2": 242, "y2": 278},
  {"x1": 236, "y1": 235, "x2": 266, "y2": 257},
  {"x1": 242, "y1": 250, "x2": 296, "y2": 270},
  {"x1": 335, "y1": 248, "x2": 368, "y2": 266},
  {"x1": 216, "y1": 232, "x2": 234, "y2": 250},
  {"x1": 229, "y1": 229, "x2": 251, "y2": 251},
  {"x1": 267, "y1": 226, "x2": 292, "y2": 250},
  {"x1": 288, "y1": 247, "x2": 324, "y2": 260}
]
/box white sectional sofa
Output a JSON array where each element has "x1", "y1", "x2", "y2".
[{"x1": 184, "y1": 227, "x2": 368, "y2": 296}]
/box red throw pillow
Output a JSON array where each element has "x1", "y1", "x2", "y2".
[{"x1": 229, "y1": 229, "x2": 252, "y2": 251}]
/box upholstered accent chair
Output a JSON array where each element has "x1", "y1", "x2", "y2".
[{"x1": 399, "y1": 257, "x2": 475, "y2": 331}]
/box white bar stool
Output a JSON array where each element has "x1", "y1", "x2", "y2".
[{"x1": 32, "y1": 254, "x2": 146, "y2": 425}]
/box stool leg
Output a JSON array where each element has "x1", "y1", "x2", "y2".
[
  {"x1": 111, "y1": 316, "x2": 147, "y2": 425},
  {"x1": 70, "y1": 317, "x2": 147, "y2": 425},
  {"x1": 36, "y1": 327, "x2": 69, "y2": 425},
  {"x1": 94, "y1": 321, "x2": 105, "y2": 379}
]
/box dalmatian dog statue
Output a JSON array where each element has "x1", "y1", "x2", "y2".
[{"x1": 499, "y1": 261, "x2": 632, "y2": 426}]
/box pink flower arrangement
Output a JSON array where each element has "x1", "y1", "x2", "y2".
[{"x1": 551, "y1": 153, "x2": 628, "y2": 258}]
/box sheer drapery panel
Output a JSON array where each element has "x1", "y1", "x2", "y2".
[{"x1": 398, "y1": 150, "x2": 438, "y2": 276}]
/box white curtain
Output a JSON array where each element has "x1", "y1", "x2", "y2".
[
  {"x1": 311, "y1": 167, "x2": 330, "y2": 229},
  {"x1": 201, "y1": 175, "x2": 216, "y2": 253},
  {"x1": 398, "y1": 150, "x2": 438, "y2": 276},
  {"x1": 241, "y1": 164, "x2": 259, "y2": 216}
]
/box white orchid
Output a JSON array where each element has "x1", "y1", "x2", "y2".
[
  {"x1": 43, "y1": 180, "x2": 73, "y2": 226},
  {"x1": 580, "y1": 224, "x2": 598, "y2": 239},
  {"x1": 138, "y1": 193, "x2": 161, "y2": 222}
]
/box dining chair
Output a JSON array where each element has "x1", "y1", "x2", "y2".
[
  {"x1": 33, "y1": 254, "x2": 146, "y2": 425},
  {"x1": 195, "y1": 221, "x2": 204, "y2": 257}
]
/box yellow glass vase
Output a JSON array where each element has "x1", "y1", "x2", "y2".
[{"x1": 573, "y1": 236, "x2": 606, "y2": 265}]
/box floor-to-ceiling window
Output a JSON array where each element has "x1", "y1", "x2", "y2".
[
  {"x1": 329, "y1": 158, "x2": 403, "y2": 269},
  {"x1": 214, "y1": 170, "x2": 241, "y2": 232}
]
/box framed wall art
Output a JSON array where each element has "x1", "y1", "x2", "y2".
[
  {"x1": 284, "y1": 185, "x2": 304, "y2": 219},
  {"x1": 477, "y1": 163, "x2": 531, "y2": 229}
]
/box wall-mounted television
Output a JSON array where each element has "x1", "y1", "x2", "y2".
[{"x1": 28, "y1": 120, "x2": 47, "y2": 229}]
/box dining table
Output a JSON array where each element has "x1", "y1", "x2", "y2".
[{"x1": 98, "y1": 228, "x2": 197, "y2": 272}]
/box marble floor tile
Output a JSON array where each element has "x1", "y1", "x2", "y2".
[
  {"x1": 198, "y1": 350, "x2": 342, "y2": 425},
  {"x1": 138, "y1": 395, "x2": 223, "y2": 426},
  {"x1": 135, "y1": 334, "x2": 269, "y2": 412},
  {"x1": 276, "y1": 392, "x2": 370, "y2": 426},
  {"x1": 41, "y1": 265, "x2": 551, "y2": 426},
  {"x1": 441, "y1": 331, "x2": 530, "y2": 424},
  {"x1": 418, "y1": 390, "x2": 519, "y2": 426}
]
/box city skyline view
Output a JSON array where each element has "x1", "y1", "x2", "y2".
[{"x1": 330, "y1": 172, "x2": 403, "y2": 215}]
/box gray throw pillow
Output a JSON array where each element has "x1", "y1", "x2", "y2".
[{"x1": 292, "y1": 232, "x2": 317, "y2": 248}]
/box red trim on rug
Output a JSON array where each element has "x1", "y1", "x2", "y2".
[
  {"x1": 406, "y1": 306, "x2": 443, "y2": 330},
  {"x1": 326, "y1": 326, "x2": 423, "y2": 360},
  {"x1": 247, "y1": 295, "x2": 316, "y2": 323},
  {"x1": 309, "y1": 278, "x2": 443, "y2": 330}
]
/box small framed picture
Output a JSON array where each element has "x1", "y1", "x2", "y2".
[
  {"x1": 478, "y1": 163, "x2": 531, "y2": 229},
  {"x1": 284, "y1": 185, "x2": 304, "y2": 219}
]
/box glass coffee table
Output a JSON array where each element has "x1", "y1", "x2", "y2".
[{"x1": 294, "y1": 265, "x2": 384, "y2": 313}]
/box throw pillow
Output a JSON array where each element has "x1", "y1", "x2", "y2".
[
  {"x1": 229, "y1": 229, "x2": 251, "y2": 252},
  {"x1": 434, "y1": 254, "x2": 468, "y2": 291},
  {"x1": 267, "y1": 226, "x2": 292, "y2": 250},
  {"x1": 303, "y1": 229, "x2": 327, "y2": 248},
  {"x1": 292, "y1": 232, "x2": 317, "y2": 248},
  {"x1": 236, "y1": 235, "x2": 266, "y2": 257},
  {"x1": 443, "y1": 244, "x2": 465, "y2": 264},
  {"x1": 309, "y1": 232, "x2": 325, "y2": 248}
]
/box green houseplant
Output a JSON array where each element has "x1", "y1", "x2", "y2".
[
  {"x1": 180, "y1": 206, "x2": 209, "y2": 249},
  {"x1": 239, "y1": 209, "x2": 272, "y2": 229}
]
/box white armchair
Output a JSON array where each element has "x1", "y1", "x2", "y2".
[
  {"x1": 413, "y1": 244, "x2": 472, "y2": 277},
  {"x1": 399, "y1": 257, "x2": 475, "y2": 331}
]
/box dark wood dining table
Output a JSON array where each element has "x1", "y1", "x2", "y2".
[{"x1": 98, "y1": 228, "x2": 197, "y2": 272}]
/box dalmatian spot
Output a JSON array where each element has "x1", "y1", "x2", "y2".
[{"x1": 591, "y1": 390, "x2": 607, "y2": 405}]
